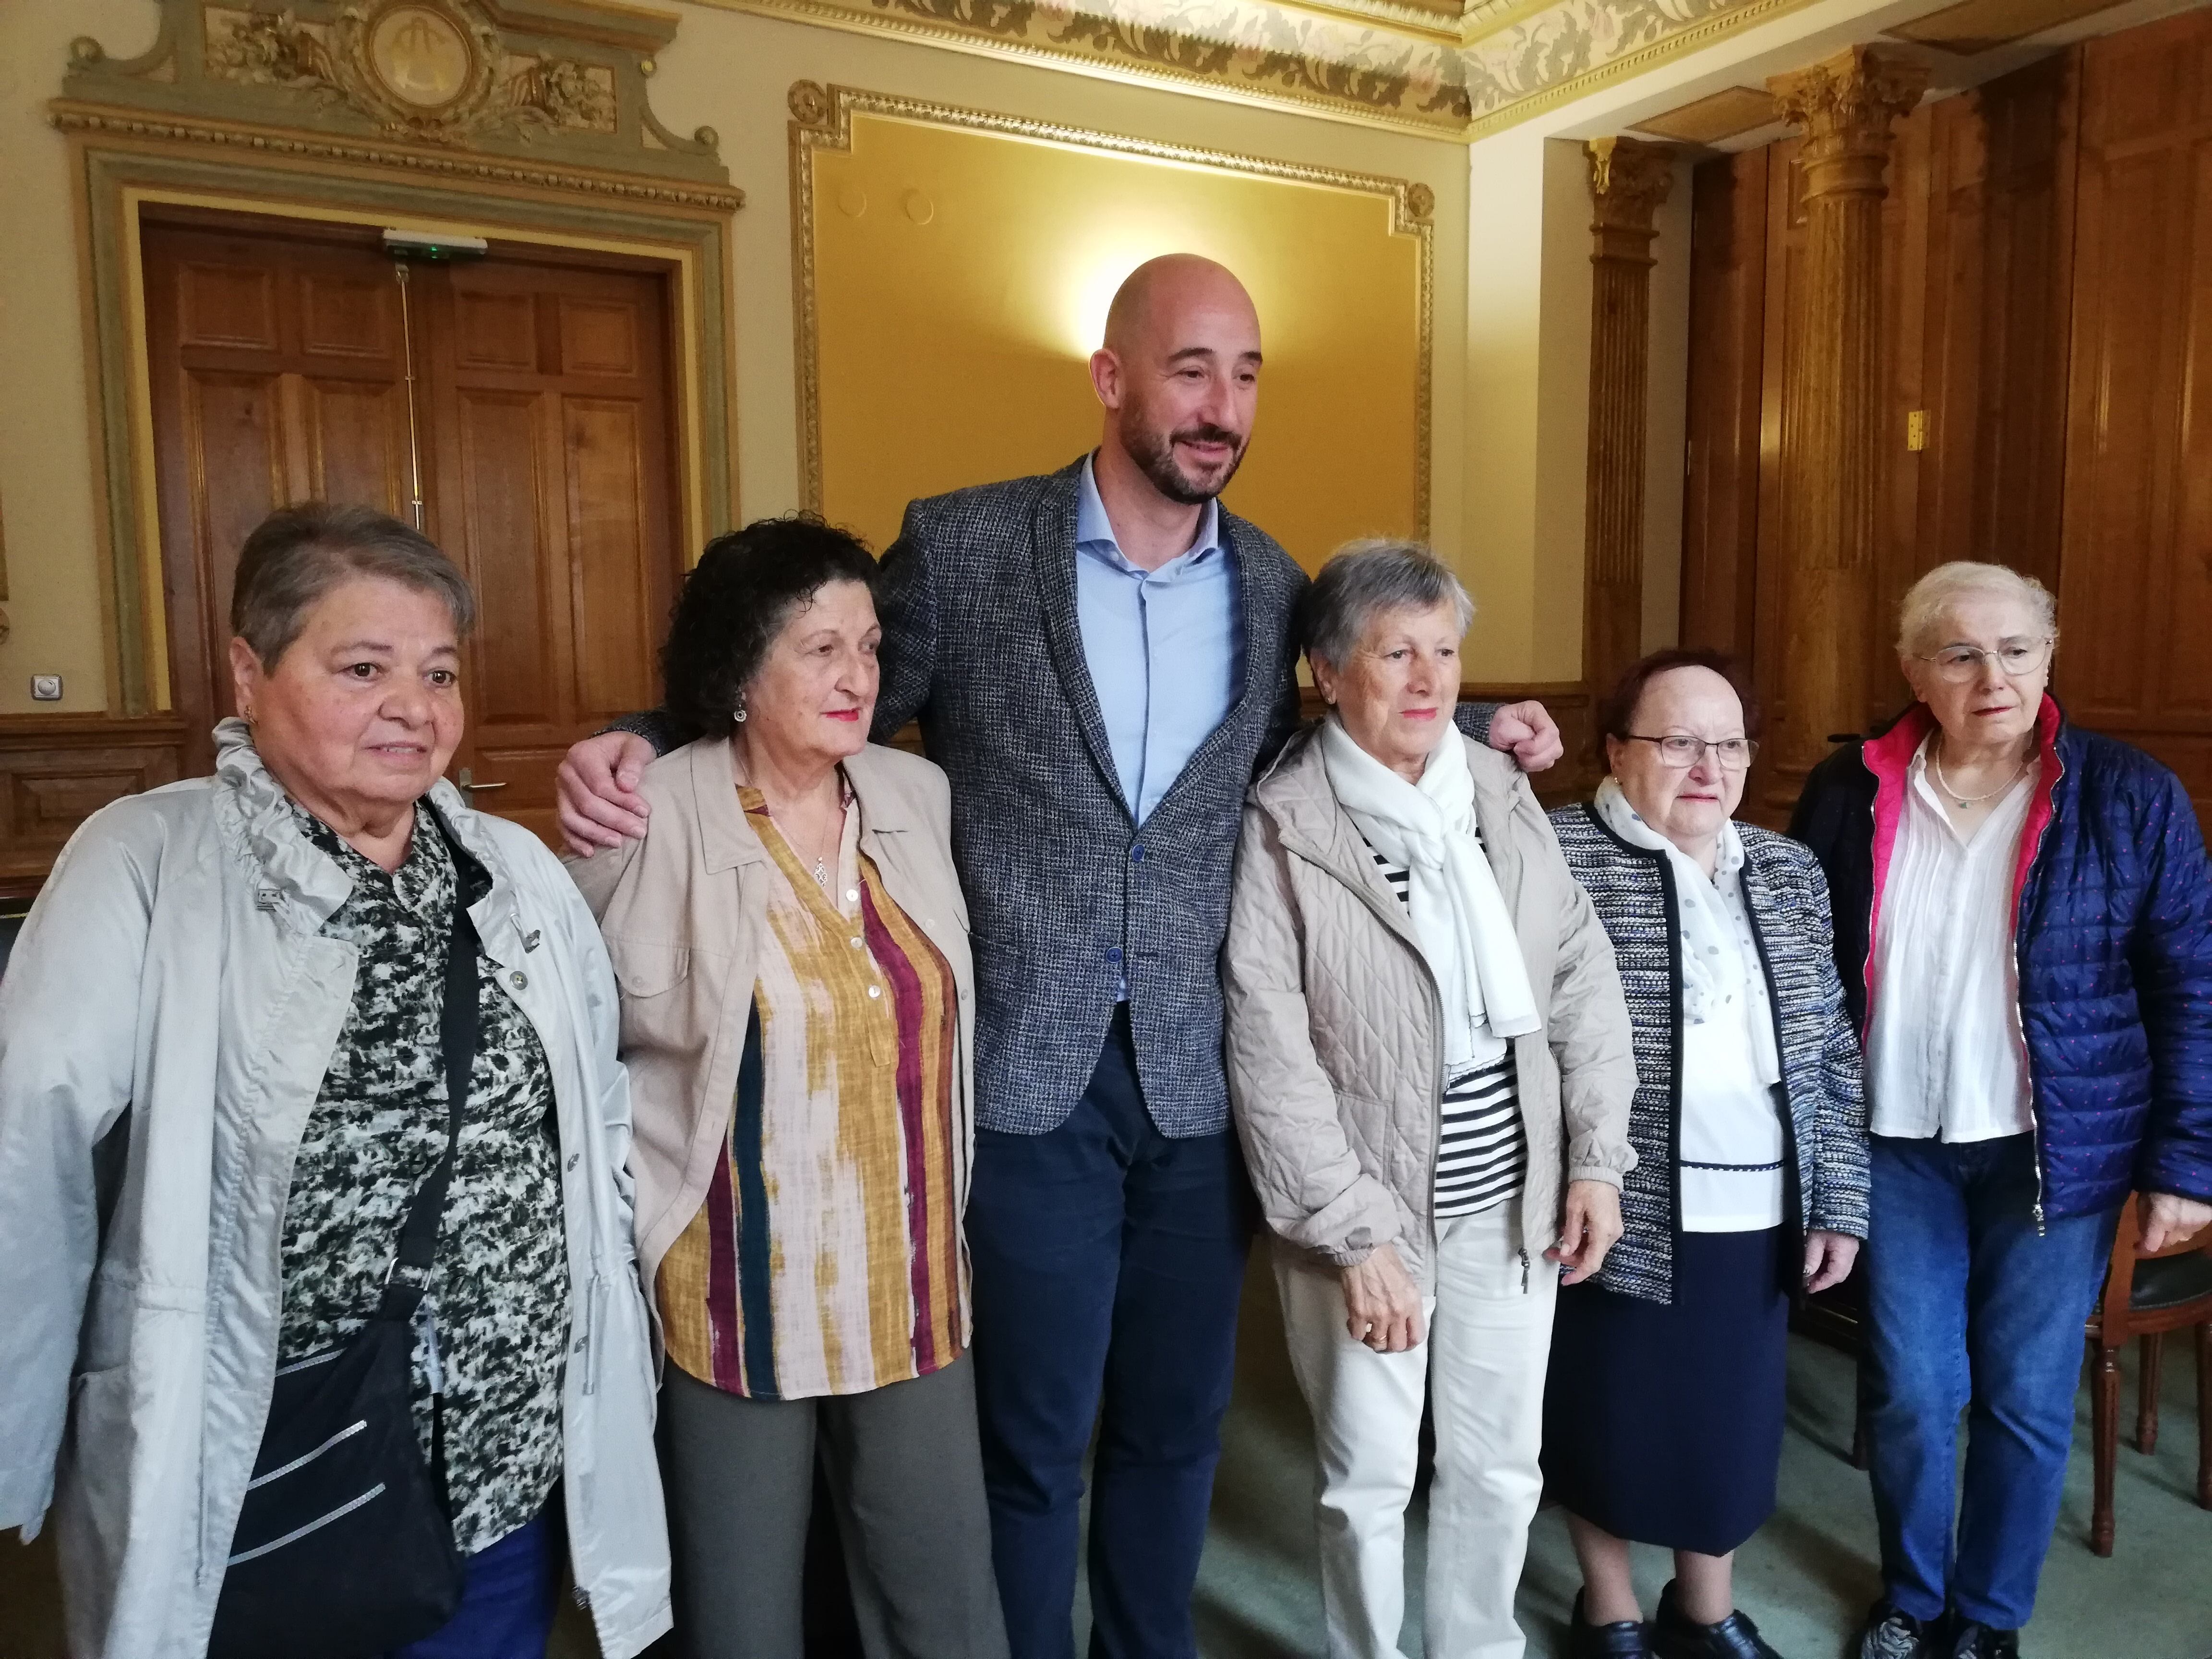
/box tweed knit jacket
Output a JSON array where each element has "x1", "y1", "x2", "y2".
[
  {"x1": 615, "y1": 456, "x2": 1504, "y2": 1136},
  {"x1": 1550, "y1": 804, "x2": 1870, "y2": 1304}
]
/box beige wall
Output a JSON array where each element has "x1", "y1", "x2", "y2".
[{"x1": 0, "y1": 0, "x2": 155, "y2": 714}]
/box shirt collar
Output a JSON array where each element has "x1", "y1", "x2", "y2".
[{"x1": 1076, "y1": 453, "x2": 1222, "y2": 571}]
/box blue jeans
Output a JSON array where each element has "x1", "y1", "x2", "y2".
[
  {"x1": 1863, "y1": 1134, "x2": 2118, "y2": 1629},
  {"x1": 965, "y1": 1007, "x2": 1254, "y2": 1659},
  {"x1": 391, "y1": 1510, "x2": 558, "y2": 1659}
]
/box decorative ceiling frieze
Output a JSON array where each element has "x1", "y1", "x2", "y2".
[
  {"x1": 691, "y1": 0, "x2": 1828, "y2": 137},
  {"x1": 57, "y1": 0, "x2": 738, "y2": 202}
]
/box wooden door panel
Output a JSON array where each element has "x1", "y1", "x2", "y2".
[
  {"x1": 303, "y1": 378, "x2": 411, "y2": 511},
  {"x1": 564, "y1": 398, "x2": 656, "y2": 718},
  {"x1": 298, "y1": 271, "x2": 400, "y2": 361},
  {"x1": 2165, "y1": 138, "x2": 2212, "y2": 718},
  {"x1": 2060, "y1": 9, "x2": 2212, "y2": 835},
  {"x1": 428, "y1": 254, "x2": 679, "y2": 847},
  {"x1": 2062, "y1": 144, "x2": 2182, "y2": 722},
  {"x1": 560, "y1": 299, "x2": 641, "y2": 376},
  {"x1": 176, "y1": 260, "x2": 280, "y2": 350},
  {"x1": 145, "y1": 218, "x2": 410, "y2": 773},
  {"x1": 182, "y1": 369, "x2": 289, "y2": 721},
  {"x1": 452, "y1": 388, "x2": 565, "y2": 731},
  {"x1": 453, "y1": 289, "x2": 540, "y2": 372}
]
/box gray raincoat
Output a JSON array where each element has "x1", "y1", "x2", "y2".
[{"x1": 0, "y1": 721, "x2": 671, "y2": 1659}]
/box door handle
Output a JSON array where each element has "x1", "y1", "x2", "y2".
[{"x1": 456, "y1": 767, "x2": 508, "y2": 794}]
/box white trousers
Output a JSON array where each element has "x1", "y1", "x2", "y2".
[{"x1": 1274, "y1": 1201, "x2": 1558, "y2": 1659}]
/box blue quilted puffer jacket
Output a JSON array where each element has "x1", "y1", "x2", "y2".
[{"x1": 1790, "y1": 697, "x2": 2212, "y2": 1224}]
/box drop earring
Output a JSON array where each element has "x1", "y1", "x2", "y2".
[{"x1": 733, "y1": 696, "x2": 747, "y2": 725}]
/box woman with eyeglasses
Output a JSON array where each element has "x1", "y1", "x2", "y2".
[
  {"x1": 1790, "y1": 563, "x2": 2212, "y2": 1659},
  {"x1": 1546, "y1": 649, "x2": 1869, "y2": 1659}
]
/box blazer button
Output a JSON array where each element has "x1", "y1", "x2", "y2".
[{"x1": 510, "y1": 971, "x2": 528, "y2": 990}]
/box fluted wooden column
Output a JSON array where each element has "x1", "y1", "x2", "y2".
[
  {"x1": 1582, "y1": 137, "x2": 1677, "y2": 701},
  {"x1": 1766, "y1": 46, "x2": 1928, "y2": 792}
]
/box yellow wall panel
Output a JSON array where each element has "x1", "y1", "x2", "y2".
[{"x1": 808, "y1": 109, "x2": 1425, "y2": 572}]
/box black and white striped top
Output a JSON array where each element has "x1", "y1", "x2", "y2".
[{"x1": 1366, "y1": 845, "x2": 1528, "y2": 1219}]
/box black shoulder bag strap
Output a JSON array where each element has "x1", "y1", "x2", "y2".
[{"x1": 372, "y1": 889, "x2": 481, "y2": 1511}]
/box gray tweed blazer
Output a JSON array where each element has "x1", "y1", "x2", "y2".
[
  {"x1": 1550, "y1": 804, "x2": 1870, "y2": 1302},
  {"x1": 626, "y1": 456, "x2": 1500, "y2": 1137}
]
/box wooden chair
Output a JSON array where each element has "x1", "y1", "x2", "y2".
[{"x1": 2083, "y1": 1193, "x2": 2212, "y2": 1556}]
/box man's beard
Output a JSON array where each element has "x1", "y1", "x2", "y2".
[{"x1": 1121, "y1": 415, "x2": 1248, "y2": 505}]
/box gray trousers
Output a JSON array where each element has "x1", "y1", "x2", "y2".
[{"x1": 657, "y1": 1356, "x2": 1009, "y2": 1659}]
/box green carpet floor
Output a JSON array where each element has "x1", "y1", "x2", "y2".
[{"x1": 7, "y1": 1251, "x2": 2207, "y2": 1658}]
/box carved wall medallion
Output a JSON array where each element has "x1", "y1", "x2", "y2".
[
  {"x1": 201, "y1": 0, "x2": 620, "y2": 145},
  {"x1": 368, "y1": 4, "x2": 478, "y2": 109},
  {"x1": 67, "y1": 0, "x2": 724, "y2": 191}
]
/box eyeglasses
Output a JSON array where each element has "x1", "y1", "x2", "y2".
[
  {"x1": 1912, "y1": 638, "x2": 2054, "y2": 684},
  {"x1": 1622, "y1": 735, "x2": 1758, "y2": 770}
]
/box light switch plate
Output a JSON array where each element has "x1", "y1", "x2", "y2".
[{"x1": 30, "y1": 674, "x2": 62, "y2": 701}]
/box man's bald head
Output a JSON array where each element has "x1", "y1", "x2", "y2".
[
  {"x1": 1091, "y1": 254, "x2": 1262, "y2": 507},
  {"x1": 1101, "y1": 254, "x2": 1258, "y2": 358}
]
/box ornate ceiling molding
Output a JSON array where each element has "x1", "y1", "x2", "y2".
[
  {"x1": 696, "y1": 0, "x2": 1830, "y2": 139},
  {"x1": 57, "y1": 0, "x2": 737, "y2": 199}
]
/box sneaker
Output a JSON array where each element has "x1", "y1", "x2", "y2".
[
  {"x1": 1856, "y1": 1602, "x2": 1936, "y2": 1659},
  {"x1": 1650, "y1": 1580, "x2": 1785, "y2": 1658},
  {"x1": 1568, "y1": 1588, "x2": 1654, "y2": 1657},
  {"x1": 1948, "y1": 1622, "x2": 2020, "y2": 1659}
]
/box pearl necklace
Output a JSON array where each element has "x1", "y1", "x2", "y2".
[{"x1": 1931, "y1": 738, "x2": 2030, "y2": 808}]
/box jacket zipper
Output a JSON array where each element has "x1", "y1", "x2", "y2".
[
  {"x1": 1279, "y1": 827, "x2": 1457, "y2": 1279},
  {"x1": 2013, "y1": 741, "x2": 2065, "y2": 1236}
]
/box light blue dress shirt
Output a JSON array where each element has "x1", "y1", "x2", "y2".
[{"x1": 1073, "y1": 455, "x2": 1244, "y2": 825}]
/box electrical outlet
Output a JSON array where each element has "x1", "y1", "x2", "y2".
[{"x1": 30, "y1": 674, "x2": 62, "y2": 701}]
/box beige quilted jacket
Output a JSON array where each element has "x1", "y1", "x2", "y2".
[{"x1": 1222, "y1": 728, "x2": 1636, "y2": 1287}]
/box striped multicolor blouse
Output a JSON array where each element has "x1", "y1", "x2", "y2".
[{"x1": 657, "y1": 783, "x2": 965, "y2": 1400}]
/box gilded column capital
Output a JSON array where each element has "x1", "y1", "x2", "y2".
[
  {"x1": 1768, "y1": 46, "x2": 1930, "y2": 195},
  {"x1": 1585, "y1": 136, "x2": 1677, "y2": 264}
]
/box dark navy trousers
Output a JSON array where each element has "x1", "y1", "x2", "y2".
[{"x1": 966, "y1": 1007, "x2": 1254, "y2": 1659}]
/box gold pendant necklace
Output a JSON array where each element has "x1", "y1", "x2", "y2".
[{"x1": 1931, "y1": 739, "x2": 2029, "y2": 808}]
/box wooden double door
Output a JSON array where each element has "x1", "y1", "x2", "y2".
[{"x1": 142, "y1": 210, "x2": 683, "y2": 844}]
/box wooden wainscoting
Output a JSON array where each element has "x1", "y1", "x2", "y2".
[{"x1": 0, "y1": 716, "x2": 189, "y2": 899}]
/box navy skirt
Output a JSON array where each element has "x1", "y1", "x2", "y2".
[{"x1": 1541, "y1": 1226, "x2": 1789, "y2": 1556}]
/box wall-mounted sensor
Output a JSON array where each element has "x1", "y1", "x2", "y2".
[{"x1": 381, "y1": 229, "x2": 489, "y2": 262}]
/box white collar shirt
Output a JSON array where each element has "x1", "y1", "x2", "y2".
[{"x1": 1865, "y1": 737, "x2": 2036, "y2": 1142}]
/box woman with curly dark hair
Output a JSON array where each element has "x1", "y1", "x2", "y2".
[{"x1": 566, "y1": 517, "x2": 1006, "y2": 1659}]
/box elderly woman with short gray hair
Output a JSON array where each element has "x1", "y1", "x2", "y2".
[
  {"x1": 1792, "y1": 561, "x2": 2212, "y2": 1659},
  {"x1": 0, "y1": 503, "x2": 669, "y2": 1659},
  {"x1": 1224, "y1": 541, "x2": 1636, "y2": 1659}
]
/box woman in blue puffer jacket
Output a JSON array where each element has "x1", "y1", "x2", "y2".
[{"x1": 1790, "y1": 561, "x2": 2212, "y2": 1659}]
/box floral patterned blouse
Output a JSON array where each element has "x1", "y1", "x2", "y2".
[{"x1": 275, "y1": 802, "x2": 568, "y2": 1554}]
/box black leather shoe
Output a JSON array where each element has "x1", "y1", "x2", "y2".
[
  {"x1": 1855, "y1": 1601, "x2": 1936, "y2": 1659},
  {"x1": 1948, "y1": 1622, "x2": 2020, "y2": 1659},
  {"x1": 1650, "y1": 1580, "x2": 1785, "y2": 1659},
  {"x1": 1568, "y1": 1589, "x2": 1654, "y2": 1657}
]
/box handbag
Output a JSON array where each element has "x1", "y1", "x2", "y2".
[{"x1": 207, "y1": 897, "x2": 482, "y2": 1659}]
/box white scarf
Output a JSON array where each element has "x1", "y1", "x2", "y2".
[
  {"x1": 1594, "y1": 777, "x2": 1781, "y2": 1087},
  {"x1": 1320, "y1": 717, "x2": 1540, "y2": 1067}
]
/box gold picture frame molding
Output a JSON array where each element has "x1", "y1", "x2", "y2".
[
  {"x1": 786, "y1": 80, "x2": 1435, "y2": 541},
  {"x1": 57, "y1": 113, "x2": 742, "y2": 717}
]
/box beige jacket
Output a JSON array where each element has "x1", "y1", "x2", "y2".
[
  {"x1": 565, "y1": 737, "x2": 976, "y2": 1332},
  {"x1": 1222, "y1": 728, "x2": 1636, "y2": 1287}
]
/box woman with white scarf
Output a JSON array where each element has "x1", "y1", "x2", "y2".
[
  {"x1": 1223, "y1": 542, "x2": 1637, "y2": 1659},
  {"x1": 1546, "y1": 650, "x2": 1869, "y2": 1659}
]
